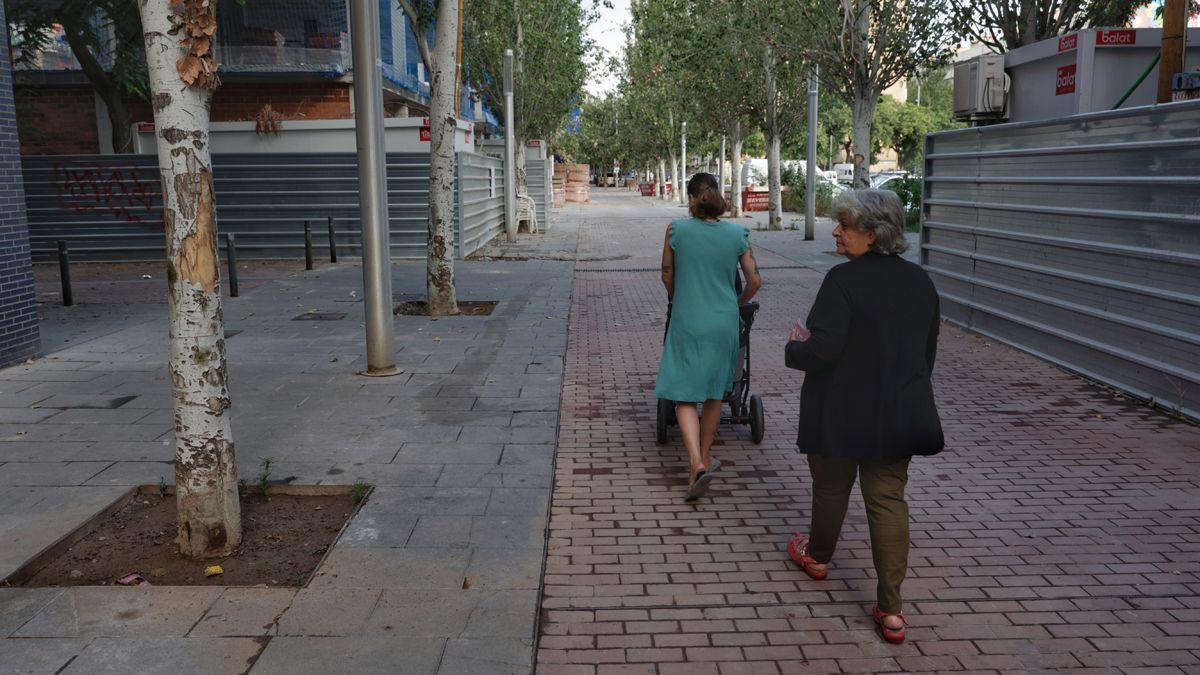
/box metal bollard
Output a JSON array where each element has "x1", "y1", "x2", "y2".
[
  {"x1": 327, "y1": 216, "x2": 338, "y2": 263},
  {"x1": 304, "y1": 220, "x2": 314, "y2": 271},
  {"x1": 225, "y1": 233, "x2": 239, "y2": 298},
  {"x1": 57, "y1": 240, "x2": 73, "y2": 307}
]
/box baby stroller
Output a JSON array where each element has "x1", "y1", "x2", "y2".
[{"x1": 655, "y1": 273, "x2": 764, "y2": 445}]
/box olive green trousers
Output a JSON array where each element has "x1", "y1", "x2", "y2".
[{"x1": 806, "y1": 454, "x2": 912, "y2": 614}]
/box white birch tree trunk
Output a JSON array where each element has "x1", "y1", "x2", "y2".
[
  {"x1": 730, "y1": 121, "x2": 743, "y2": 217},
  {"x1": 427, "y1": 0, "x2": 460, "y2": 315},
  {"x1": 850, "y1": 0, "x2": 875, "y2": 189},
  {"x1": 669, "y1": 150, "x2": 679, "y2": 204},
  {"x1": 764, "y1": 45, "x2": 783, "y2": 231},
  {"x1": 851, "y1": 88, "x2": 877, "y2": 189},
  {"x1": 767, "y1": 129, "x2": 783, "y2": 230},
  {"x1": 140, "y1": 0, "x2": 240, "y2": 559},
  {"x1": 657, "y1": 157, "x2": 667, "y2": 199}
]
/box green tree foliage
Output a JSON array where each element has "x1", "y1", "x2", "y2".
[
  {"x1": 798, "y1": 0, "x2": 961, "y2": 186},
  {"x1": 8, "y1": 0, "x2": 148, "y2": 153},
  {"x1": 952, "y1": 0, "x2": 1152, "y2": 50},
  {"x1": 462, "y1": 0, "x2": 593, "y2": 159}
]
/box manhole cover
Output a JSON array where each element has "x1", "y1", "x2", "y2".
[
  {"x1": 394, "y1": 300, "x2": 498, "y2": 317},
  {"x1": 292, "y1": 312, "x2": 346, "y2": 321}
]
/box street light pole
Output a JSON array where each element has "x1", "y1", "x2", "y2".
[
  {"x1": 680, "y1": 120, "x2": 687, "y2": 203},
  {"x1": 718, "y1": 134, "x2": 726, "y2": 195},
  {"x1": 503, "y1": 49, "x2": 517, "y2": 241},
  {"x1": 349, "y1": 0, "x2": 396, "y2": 376},
  {"x1": 805, "y1": 66, "x2": 818, "y2": 241}
]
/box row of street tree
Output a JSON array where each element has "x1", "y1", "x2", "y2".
[
  {"x1": 565, "y1": 0, "x2": 1162, "y2": 231},
  {"x1": 5, "y1": 0, "x2": 592, "y2": 559}
]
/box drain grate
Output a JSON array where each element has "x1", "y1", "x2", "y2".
[{"x1": 292, "y1": 312, "x2": 346, "y2": 321}]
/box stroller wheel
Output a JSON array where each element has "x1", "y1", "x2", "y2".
[
  {"x1": 750, "y1": 394, "x2": 765, "y2": 444},
  {"x1": 656, "y1": 398, "x2": 671, "y2": 444}
]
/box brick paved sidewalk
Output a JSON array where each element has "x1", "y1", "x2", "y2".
[{"x1": 538, "y1": 191, "x2": 1200, "y2": 674}]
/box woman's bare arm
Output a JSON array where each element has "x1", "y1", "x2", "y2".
[
  {"x1": 661, "y1": 226, "x2": 675, "y2": 298},
  {"x1": 737, "y1": 246, "x2": 762, "y2": 306}
]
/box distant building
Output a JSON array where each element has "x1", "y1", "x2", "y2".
[{"x1": 10, "y1": 0, "x2": 492, "y2": 155}]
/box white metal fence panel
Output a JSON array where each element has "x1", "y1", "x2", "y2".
[
  {"x1": 456, "y1": 152, "x2": 505, "y2": 257},
  {"x1": 922, "y1": 102, "x2": 1200, "y2": 420},
  {"x1": 525, "y1": 158, "x2": 551, "y2": 230}
]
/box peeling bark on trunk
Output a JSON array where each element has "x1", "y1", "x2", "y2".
[
  {"x1": 669, "y1": 151, "x2": 679, "y2": 205},
  {"x1": 657, "y1": 157, "x2": 667, "y2": 200},
  {"x1": 851, "y1": 90, "x2": 877, "y2": 189},
  {"x1": 515, "y1": 138, "x2": 528, "y2": 200},
  {"x1": 767, "y1": 129, "x2": 783, "y2": 231},
  {"x1": 427, "y1": 0, "x2": 460, "y2": 317},
  {"x1": 730, "y1": 121, "x2": 743, "y2": 218},
  {"x1": 140, "y1": 0, "x2": 240, "y2": 559}
]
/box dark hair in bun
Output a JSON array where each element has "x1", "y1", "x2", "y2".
[{"x1": 686, "y1": 172, "x2": 728, "y2": 219}]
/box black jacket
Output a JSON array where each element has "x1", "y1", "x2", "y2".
[{"x1": 785, "y1": 252, "x2": 944, "y2": 460}]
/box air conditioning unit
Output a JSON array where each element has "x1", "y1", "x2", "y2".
[{"x1": 953, "y1": 55, "x2": 1010, "y2": 121}]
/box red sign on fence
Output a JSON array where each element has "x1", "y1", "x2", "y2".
[
  {"x1": 419, "y1": 127, "x2": 431, "y2": 142},
  {"x1": 742, "y1": 189, "x2": 769, "y2": 212},
  {"x1": 1056, "y1": 64, "x2": 1077, "y2": 95},
  {"x1": 1058, "y1": 34, "x2": 1078, "y2": 52},
  {"x1": 1097, "y1": 29, "x2": 1136, "y2": 46}
]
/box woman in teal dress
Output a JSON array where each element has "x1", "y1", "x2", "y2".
[{"x1": 655, "y1": 173, "x2": 761, "y2": 500}]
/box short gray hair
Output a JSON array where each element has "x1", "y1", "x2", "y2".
[{"x1": 829, "y1": 188, "x2": 910, "y2": 255}]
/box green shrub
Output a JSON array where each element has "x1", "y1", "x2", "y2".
[
  {"x1": 882, "y1": 176, "x2": 923, "y2": 232},
  {"x1": 780, "y1": 165, "x2": 834, "y2": 216}
]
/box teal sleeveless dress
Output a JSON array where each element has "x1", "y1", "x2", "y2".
[{"x1": 654, "y1": 218, "x2": 751, "y2": 403}]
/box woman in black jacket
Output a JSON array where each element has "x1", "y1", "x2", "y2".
[{"x1": 784, "y1": 188, "x2": 943, "y2": 645}]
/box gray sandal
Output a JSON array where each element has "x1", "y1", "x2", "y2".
[{"x1": 686, "y1": 466, "x2": 715, "y2": 501}]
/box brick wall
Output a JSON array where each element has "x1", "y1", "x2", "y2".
[
  {"x1": 15, "y1": 80, "x2": 353, "y2": 155},
  {"x1": 14, "y1": 84, "x2": 100, "y2": 155},
  {"x1": 0, "y1": 3, "x2": 40, "y2": 367}
]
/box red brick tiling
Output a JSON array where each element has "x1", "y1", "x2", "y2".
[{"x1": 538, "y1": 196, "x2": 1200, "y2": 673}]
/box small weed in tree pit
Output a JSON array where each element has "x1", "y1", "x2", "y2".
[
  {"x1": 258, "y1": 458, "x2": 274, "y2": 501},
  {"x1": 352, "y1": 482, "x2": 371, "y2": 504},
  {"x1": 157, "y1": 477, "x2": 168, "y2": 500}
]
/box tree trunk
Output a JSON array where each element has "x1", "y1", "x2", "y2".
[
  {"x1": 515, "y1": 138, "x2": 528, "y2": 198},
  {"x1": 669, "y1": 150, "x2": 679, "y2": 204},
  {"x1": 140, "y1": 0, "x2": 240, "y2": 559},
  {"x1": 850, "y1": 0, "x2": 874, "y2": 189},
  {"x1": 730, "y1": 120, "x2": 743, "y2": 217},
  {"x1": 764, "y1": 44, "x2": 783, "y2": 230},
  {"x1": 658, "y1": 157, "x2": 667, "y2": 199},
  {"x1": 427, "y1": 0, "x2": 460, "y2": 316},
  {"x1": 767, "y1": 128, "x2": 783, "y2": 230},
  {"x1": 851, "y1": 89, "x2": 877, "y2": 189},
  {"x1": 60, "y1": 16, "x2": 134, "y2": 154}
]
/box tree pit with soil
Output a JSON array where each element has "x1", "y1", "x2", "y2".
[
  {"x1": 394, "y1": 300, "x2": 498, "y2": 316},
  {"x1": 7, "y1": 485, "x2": 366, "y2": 588}
]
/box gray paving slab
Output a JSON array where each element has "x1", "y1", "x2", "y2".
[
  {"x1": 0, "y1": 589, "x2": 63, "y2": 637},
  {"x1": 463, "y1": 590, "x2": 539, "y2": 640},
  {"x1": 486, "y1": 488, "x2": 550, "y2": 517},
  {"x1": 14, "y1": 587, "x2": 222, "y2": 638},
  {"x1": 82, "y1": 461, "x2": 173, "y2": 486},
  {"x1": 363, "y1": 589, "x2": 475, "y2": 637},
  {"x1": 62, "y1": 637, "x2": 266, "y2": 675},
  {"x1": 393, "y1": 442, "x2": 504, "y2": 465},
  {"x1": 465, "y1": 549, "x2": 543, "y2": 591},
  {"x1": 469, "y1": 517, "x2": 546, "y2": 550},
  {"x1": 323, "y1": 462, "x2": 441, "y2": 487},
  {"x1": 275, "y1": 588, "x2": 381, "y2": 637},
  {"x1": 338, "y1": 513, "x2": 419, "y2": 548},
  {"x1": 188, "y1": 588, "x2": 297, "y2": 637},
  {"x1": 407, "y1": 515, "x2": 474, "y2": 548},
  {"x1": 0, "y1": 461, "x2": 113, "y2": 487},
  {"x1": 0, "y1": 637, "x2": 89, "y2": 674},
  {"x1": 251, "y1": 636, "x2": 445, "y2": 675},
  {"x1": 438, "y1": 637, "x2": 534, "y2": 675},
  {"x1": 308, "y1": 548, "x2": 470, "y2": 590},
  {"x1": 363, "y1": 487, "x2": 493, "y2": 515}
]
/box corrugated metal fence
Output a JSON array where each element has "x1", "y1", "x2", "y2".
[
  {"x1": 922, "y1": 102, "x2": 1200, "y2": 420},
  {"x1": 21, "y1": 152, "x2": 505, "y2": 262},
  {"x1": 456, "y1": 152, "x2": 504, "y2": 257},
  {"x1": 526, "y1": 158, "x2": 551, "y2": 230}
]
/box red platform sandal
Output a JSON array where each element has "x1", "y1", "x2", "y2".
[
  {"x1": 872, "y1": 604, "x2": 907, "y2": 644},
  {"x1": 786, "y1": 533, "x2": 828, "y2": 581}
]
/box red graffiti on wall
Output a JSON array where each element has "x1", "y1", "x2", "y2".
[{"x1": 52, "y1": 161, "x2": 156, "y2": 225}]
